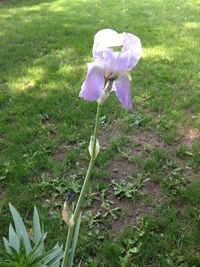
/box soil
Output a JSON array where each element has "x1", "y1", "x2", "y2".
[
  {"x1": 99, "y1": 119, "x2": 121, "y2": 148},
  {"x1": 177, "y1": 124, "x2": 199, "y2": 147},
  {"x1": 108, "y1": 158, "x2": 136, "y2": 179},
  {"x1": 96, "y1": 120, "x2": 197, "y2": 233},
  {"x1": 50, "y1": 119, "x2": 199, "y2": 233}
]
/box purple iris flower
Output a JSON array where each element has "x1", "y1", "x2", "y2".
[{"x1": 79, "y1": 29, "x2": 142, "y2": 109}]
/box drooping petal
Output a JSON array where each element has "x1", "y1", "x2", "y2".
[
  {"x1": 79, "y1": 63, "x2": 104, "y2": 101},
  {"x1": 121, "y1": 32, "x2": 142, "y2": 70},
  {"x1": 112, "y1": 73, "x2": 132, "y2": 109},
  {"x1": 93, "y1": 29, "x2": 123, "y2": 58}
]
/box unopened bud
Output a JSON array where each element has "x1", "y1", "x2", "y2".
[
  {"x1": 62, "y1": 201, "x2": 72, "y2": 226},
  {"x1": 88, "y1": 136, "x2": 100, "y2": 159}
]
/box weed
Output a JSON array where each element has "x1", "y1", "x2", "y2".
[{"x1": 112, "y1": 175, "x2": 149, "y2": 199}]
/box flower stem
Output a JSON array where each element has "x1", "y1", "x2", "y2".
[
  {"x1": 61, "y1": 102, "x2": 101, "y2": 267},
  {"x1": 61, "y1": 224, "x2": 74, "y2": 267},
  {"x1": 62, "y1": 80, "x2": 113, "y2": 267},
  {"x1": 73, "y1": 102, "x2": 101, "y2": 222}
]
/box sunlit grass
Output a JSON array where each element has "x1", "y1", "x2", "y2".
[{"x1": 142, "y1": 46, "x2": 174, "y2": 61}]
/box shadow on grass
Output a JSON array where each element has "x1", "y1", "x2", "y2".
[
  {"x1": 0, "y1": 0, "x2": 199, "y2": 159},
  {"x1": 0, "y1": 0, "x2": 199, "y2": 85},
  {"x1": 0, "y1": 0, "x2": 200, "y2": 181}
]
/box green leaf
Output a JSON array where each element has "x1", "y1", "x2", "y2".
[
  {"x1": 45, "y1": 246, "x2": 63, "y2": 266},
  {"x1": 68, "y1": 212, "x2": 82, "y2": 267},
  {"x1": 8, "y1": 224, "x2": 20, "y2": 253},
  {"x1": 48, "y1": 244, "x2": 63, "y2": 267},
  {"x1": 27, "y1": 233, "x2": 47, "y2": 263},
  {"x1": 9, "y1": 203, "x2": 32, "y2": 256},
  {"x1": 6, "y1": 245, "x2": 20, "y2": 260},
  {"x1": 31, "y1": 246, "x2": 63, "y2": 266},
  {"x1": 3, "y1": 237, "x2": 12, "y2": 255},
  {"x1": 33, "y1": 206, "x2": 44, "y2": 254},
  {"x1": 33, "y1": 206, "x2": 42, "y2": 243}
]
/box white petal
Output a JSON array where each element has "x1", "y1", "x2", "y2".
[
  {"x1": 122, "y1": 32, "x2": 142, "y2": 69},
  {"x1": 93, "y1": 29, "x2": 123, "y2": 58}
]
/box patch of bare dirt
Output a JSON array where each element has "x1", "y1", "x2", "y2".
[
  {"x1": 90, "y1": 189, "x2": 155, "y2": 234},
  {"x1": 100, "y1": 120, "x2": 165, "y2": 156},
  {"x1": 173, "y1": 198, "x2": 188, "y2": 217},
  {"x1": 110, "y1": 180, "x2": 165, "y2": 234},
  {"x1": 91, "y1": 174, "x2": 165, "y2": 234},
  {"x1": 177, "y1": 125, "x2": 199, "y2": 147},
  {"x1": 97, "y1": 123, "x2": 167, "y2": 232},
  {"x1": 176, "y1": 157, "x2": 200, "y2": 178},
  {"x1": 97, "y1": 122, "x2": 167, "y2": 233},
  {"x1": 99, "y1": 120, "x2": 121, "y2": 148},
  {"x1": 49, "y1": 142, "x2": 75, "y2": 164},
  {"x1": 108, "y1": 158, "x2": 136, "y2": 179},
  {"x1": 133, "y1": 131, "x2": 164, "y2": 150},
  {"x1": 129, "y1": 130, "x2": 166, "y2": 157},
  {"x1": 50, "y1": 150, "x2": 66, "y2": 163},
  {"x1": 145, "y1": 180, "x2": 164, "y2": 204},
  {"x1": 111, "y1": 200, "x2": 153, "y2": 234}
]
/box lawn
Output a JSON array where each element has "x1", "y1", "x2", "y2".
[{"x1": 0, "y1": 0, "x2": 200, "y2": 266}]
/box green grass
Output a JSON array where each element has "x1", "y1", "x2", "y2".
[{"x1": 0, "y1": 0, "x2": 200, "y2": 266}]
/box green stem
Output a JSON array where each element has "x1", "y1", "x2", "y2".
[
  {"x1": 62, "y1": 80, "x2": 113, "y2": 267},
  {"x1": 61, "y1": 103, "x2": 101, "y2": 267},
  {"x1": 61, "y1": 225, "x2": 74, "y2": 267},
  {"x1": 73, "y1": 102, "x2": 101, "y2": 222}
]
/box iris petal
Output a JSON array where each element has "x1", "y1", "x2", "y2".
[
  {"x1": 122, "y1": 32, "x2": 142, "y2": 70},
  {"x1": 101, "y1": 48, "x2": 116, "y2": 77},
  {"x1": 93, "y1": 29, "x2": 122, "y2": 58},
  {"x1": 79, "y1": 63, "x2": 104, "y2": 101},
  {"x1": 113, "y1": 74, "x2": 132, "y2": 109},
  {"x1": 114, "y1": 51, "x2": 130, "y2": 72},
  {"x1": 100, "y1": 49, "x2": 130, "y2": 75},
  {"x1": 92, "y1": 29, "x2": 142, "y2": 74}
]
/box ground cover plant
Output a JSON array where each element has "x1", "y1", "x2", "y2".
[{"x1": 0, "y1": 0, "x2": 200, "y2": 266}]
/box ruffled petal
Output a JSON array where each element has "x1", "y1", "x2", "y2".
[
  {"x1": 92, "y1": 29, "x2": 142, "y2": 74},
  {"x1": 122, "y1": 32, "x2": 142, "y2": 70},
  {"x1": 93, "y1": 29, "x2": 122, "y2": 58},
  {"x1": 112, "y1": 74, "x2": 132, "y2": 109},
  {"x1": 79, "y1": 63, "x2": 104, "y2": 101}
]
